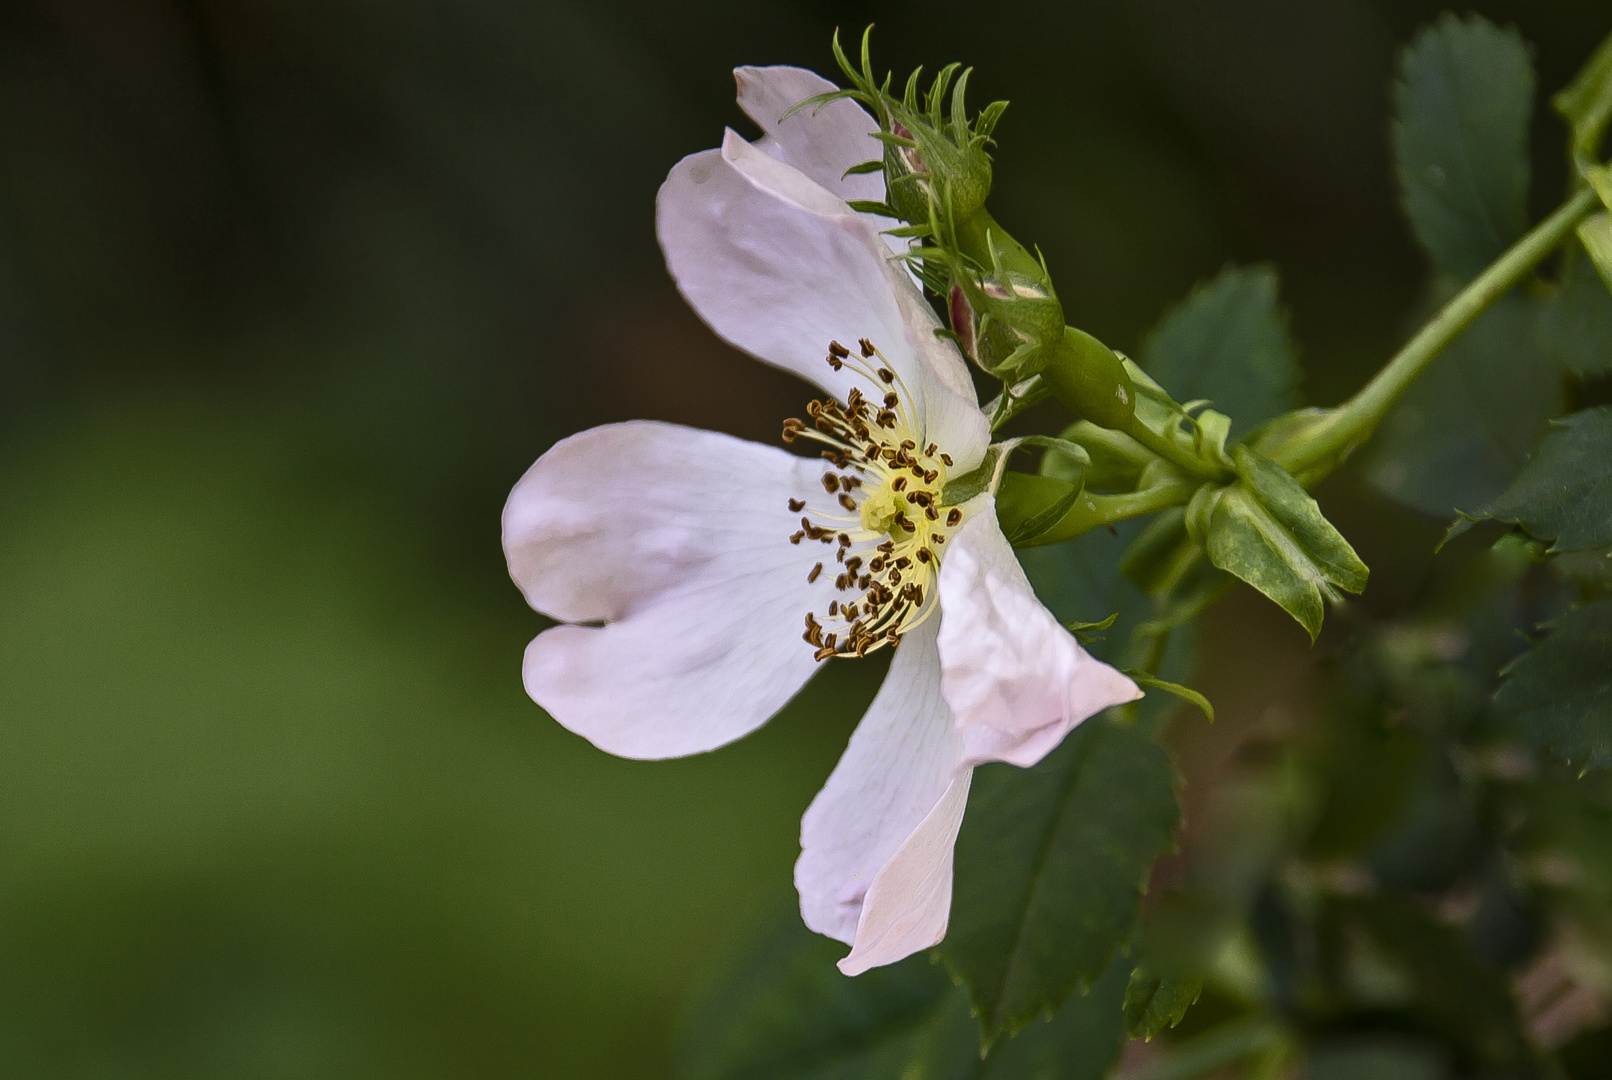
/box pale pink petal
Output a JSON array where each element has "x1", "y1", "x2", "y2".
[
  {"x1": 936, "y1": 499, "x2": 1143, "y2": 768},
  {"x1": 502, "y1": 420, "x2": 846, "y2": 760},
  {"x1": 735, "y1": 65, "x2": 886, "y2": 204},
  {"x1": 795, "y1": 619, "x2": 966, "y2": 953},
  {"x1": 838, "y1": 771, "x2": 971, "y2": 976},
  {"x1": 655, "y1": 136, "x2": 987, "y2": 474}
]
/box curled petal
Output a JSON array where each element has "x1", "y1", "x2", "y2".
[
  {"x1": 937, "y1": 499, "x2": 1142, "y2": 768},
  {"x1": 735, "y1": 65, "x2": 887, "y2": 205},
  {"x1": 503, "y1": 421, "x2": 842, "y2": 760},
  {"x1": 656, "y1": 135, "x2": 988, "y2": 474},
  {"x1": 796, "y1": 619, "x2": 968, "y2": 971}
]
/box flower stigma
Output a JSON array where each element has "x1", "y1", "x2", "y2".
[{"x1": 782, "y1": 338, "x2": 969, "y2": 662}]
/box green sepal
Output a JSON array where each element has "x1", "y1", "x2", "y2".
[
  {"x1": 1233, "y1": 447, "x2": 1369, "y2": 594},
  {"x1": 1196, "y1": 448, "x2": 1369, "y2": 640},
  {"x1": 841, "y1": 158, "x2": 884, "y2": 178},
  {"x1": 940, "y1": 446, "x2": 1001, "y2": 507},
  {"x1": 1124, "y1": 671, "x2": 1214, "y2": 722},
  {"x1": 1066, "y1": 612, "x2": 1119, "y2": 643},
  {"x1": 1554, "y1": 29, "x2": 1612, "y2": 164},
  {"x1": 1003, "y1": 470, "x2": 1086, "y2": 547},
  {"x1": 845, "y1": 199, "x2": 896, "y2": 218},
  {"x1": 1123, "y1": 972, "x2": 1204, "y2": 1040}
]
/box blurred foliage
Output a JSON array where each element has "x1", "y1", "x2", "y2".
[{"x1": 2, "y1": 0, "x2": 1612, "y2": 1077}]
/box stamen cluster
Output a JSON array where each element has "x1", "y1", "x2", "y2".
[{"x1": 782, "y1": 338, "x2": 965, "y2": 661}]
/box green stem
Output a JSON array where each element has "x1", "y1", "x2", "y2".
[
  {"x1": 1124, "y1": 419, "x2": 1228, "y2": 482},
  {"x1": 1025, "y1": 481, "x2": 1197, "y2": 547},
  {"x1": 1276, "y1": 186, "x2": 1601, "y2": 477}
]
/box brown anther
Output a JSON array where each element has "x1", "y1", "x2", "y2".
[
  {"x1": 916, "y1": 548, "x2": 933, "y2": 563},
  {"x1": 931, "y1": 533, "x2": 946, "y2": 545},
  {"x1": 808, "y1": 563, "x2": 823, "y2": 583},
  {"x1": 838, "y1": 533, "x2": 852, "y2": 547},
  {"x1": 826, "y1": 355, "x2": 844, "y2": 370},
  {"x1": 878, "y1": 367, "x2": 894, "y2": 383},
  {"x1": 824, "y1": 633, "x2": 837, "y2": 649},
  {"x1": 925, "y1": 506, "x2": 939, "y2": 521},
  {"x1": 900, "y1": 439, "x2": 916, "y2": 450},
  {"x1": 946, "y1": 508, "x2": 963, "y2": 526},
  {"x1": 789, "y1": 531, "x2": 805, "y2": 545},
  {"x1": 828, "y1": 340, "x2": 850, "y2": 358},
  {"x1": 892, "y1": 477, "x2": 907, "y2": 491},
  {"x1": 814, "y1": 646, "x2": 837, "y2": 662},
  {"x1": 940, "y1": 453, "x2": 954, "y2": 466},
  {"x1": 845, "y1": 556, "x2": 863, "y2": 573},
  {"x1": 890, "y1": 568, "x2": 903, "y2": 584},
  {"x1": 869, "y1": 557, "x2": 885, "y2": 572},
  {"x1": 781, "y1": 419, "x2": 803, "y2": 443},
  {"x1": 895, "y1": 513, "x2": 915, "y2": 531},
  {"x1": 860, "y1": 574, "x2": 873, "y2": 589},
  {"x1": 884, "y1": 392, "x2": 899, "y2": 408},
  {"x1": 838, "y1": 494, "x2": 857, "y2": 512},
  {"x1": 876, "y1": 410, "x2": 897, "y2": 428},
  {"x1": 843, "y1": 476, "x2": 862, "y2": 489},
  {"x1": 821, "y1": 474, "x2": 839, "y2": 493},
  {"x1": 859, "y1": 338, "x2": 876, "y2": 357},
  {"x1": 835, "y1": 573, "x2": 850, "y2": 590},
  {"x1": 836, "y1": 547, "x2": 845, "y2": 563},
  {"x1": 877, "y1": 541, "x2": 895, "y2": 553},
  {"x1": 926, "y1": 443, "x2": 938, "y2": 456},
  {"x1": 895, "y1": 556, "x2": 912, "y2": 570},
  {"x1": 924, "y1": 469, "x2": 939, "y2": 484},
  {"x1": 788, "y1": 498, "x2": 805, "y2": 512}
]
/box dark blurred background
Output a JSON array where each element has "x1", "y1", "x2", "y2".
[{"x1": 0, "y1": 1, "x2": 1605, "y2": 1075}]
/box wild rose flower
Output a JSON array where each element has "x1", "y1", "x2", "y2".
[{"x1": 502, "y1": 66, "x2": 1141, "y2": 974}]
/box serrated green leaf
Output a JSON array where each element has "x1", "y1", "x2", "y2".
[
  {"x1": 1578, "y1": 211, "x2": 1612, "y2": 293},
  {"x1": 1468, "y1": 406, "x2": 1612, "y2": 551},
  {"x1": 675, "y1": 902, "x2": 1131, "y2": 1080},
  {"x1": 942, "y1": 717, "x2": 1179, "y2": 1043},
  {"x1": 1138, "y1": 265, "x2": 1298, "y2": 438},
  {"x1": 1539, "y1": 257, "x2": 1612, "y2": 376},
  {"x1": 1123, "y1": 972, "x2": 1202, "y2": 1040},
  {"x1": 1493, "y1": 599, "x2": 1612, "y2": 771},
  {"x1": 674, "y1": 904, "x2": 952, "y2": 1080},
  {"x1": 1362, "y1": 294, "x2": 1563, "y2": 517},
  {"x1": 1553, "y1": 30, "x2": 1612, "y2": 163},
  {"x1": 1393, "y1": 14, "x2": 1534, "y2": 280}
]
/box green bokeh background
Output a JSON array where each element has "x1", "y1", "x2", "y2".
[{"x1": 0, "y1": 1, "x2": 1603, "y2": 1075}]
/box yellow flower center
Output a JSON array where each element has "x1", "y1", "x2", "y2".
[{"x1": 782, "y1": 338, "x2": 969, "y2": 662}]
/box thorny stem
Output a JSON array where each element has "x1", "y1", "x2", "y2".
[{"x1": 1272, "y1": 185, "x2": 1602, "y2": 479}]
